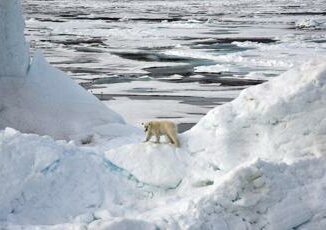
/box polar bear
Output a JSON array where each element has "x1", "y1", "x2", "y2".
[{"x1": 142, "y1": 120, "x2": 180, "y2": 147}]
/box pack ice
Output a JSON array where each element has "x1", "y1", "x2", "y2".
[{"x1": 0, "y1": 0, "x2": 326, "y2": 229}]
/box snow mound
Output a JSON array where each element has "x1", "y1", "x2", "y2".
[
  {"x1": 1, "y1": 0, "x2": 326, "y2": 228},
  {"x1": 186, "y1": 60, "x2": 326, "y2": 171},
  {"x1": 103, "y1": 60, "x2": 326, "y2": 191},
  {"x1": 177, "y1": 157, "x2": 326, "y2": 230},
  {"x1": 1, "y1": 61, "x2": 325, "y2": 229},
  {"x1": 0, "y1": 128, "x2": 147, "y2": 225},
  {"x1": 88, "y1": 61, "x2": 326, "y2": 229},
  {"x1": 106, "y1": 143, "x2": 189, "y2": 188},
  {"x1": 0, "y1": 0, "x2": 29, "y2": 78}
]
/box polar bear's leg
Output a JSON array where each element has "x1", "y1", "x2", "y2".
[
  {"x1": 145, "y1": 132, "x2": 153, "y2": 142},
  {"x1": 155, "y1": 134, "x2": 160, "y2": 143},
  {"x1": 165, "y1": 134, "x2": 174, "y2": 144},
  {"x1": 167, "y1": 130, "x2": 180, "y2": 147}
]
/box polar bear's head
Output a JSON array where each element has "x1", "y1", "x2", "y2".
[{"x1": 141, "y1": 122, "x2": 152, "y2": 132}]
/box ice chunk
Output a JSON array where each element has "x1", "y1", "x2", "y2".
[
  {"x1": 0, "y1": 51, "x2": 135, "y2": 141},
  {"x1": 106, "y1": 143, "x2": 188, "y2": 188},
  {"x1": 0, "y1": 0, "x2": 29, "y2": 78}
]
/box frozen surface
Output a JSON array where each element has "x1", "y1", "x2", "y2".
[
  {"x1": 0, "y1": 51, "x2": 138, "y2": 142},
  {"x1": 1, "y1": 0, "x2": 326, "y2": 229},
  {"x1": 0, "y1": 0, "x2": 29, "y2": 78},
  {"x1": 106, "y1": 143, "x2": 189, "y2": 188},
  {"x1": 22, "y1": 0, "x2": 326, "y2": 129},
  {"x1": 0, "y1": 128, "x2": 148, "y2": 225},
  {"x1": 1, "y1": 58, "x2": 325, "y2": 230},
  {"x1": 0, "y1": 0, "x2": 139, "y2": 142},
  {"x1": 186, "y1": 60, "x2": 326, "y2": 170},
  {"x1": 173, "y1": 158, "x2": 326, "y2": 230}
]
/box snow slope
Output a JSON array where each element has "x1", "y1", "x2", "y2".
[
  {"x1": 106, "y1": 142, "x2": 189, "y2": 188},
  {"x1": 101, "y1": 60, "x2": 326, "y2": 229},
  {"x1": 0, "y1": 51, "x2": 137, "y2": 142},
  {"x1": 173, "y1": 157, "x2": 326, "y2": 230},
  {"x1": 0, "y1": 128, "x2": 150, "y2": 226},
  {"x1": 105, "y1": 60, "x2": 326, "y2": 189},
  {"x1": 1, "y1": 0, "x2": 326, "y2": 229},
  {"x1": 1, "y1": 57, "x2": 325, "y2": 230},
  {"x1": 186, "y1": 60, "x2": 326, "y2": 171}
]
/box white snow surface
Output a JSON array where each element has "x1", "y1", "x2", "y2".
[
  {"x1": 186, "y1": 60, "x2": 326, "y2": 170},
  {"x1": 1, "y1": 0, "x2": 326, "y2": 229},
  {"x1": 106, "y1": 143, "x2": 189, "y2": 188},
  {"x1": 1, "y1": 59, "x2": 325, "y2": 230},
  {"x1": 0, "y1": 128, "x2": 149, "y2": 225}
]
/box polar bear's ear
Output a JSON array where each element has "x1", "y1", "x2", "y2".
[{"x1": 141, "y1": 122, "x2": 144, "y2": 126}]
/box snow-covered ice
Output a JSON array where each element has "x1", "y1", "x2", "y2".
[
  {"x1": 106, "y1": 143, "x2": 189, "y2": 188},
  {"x1": 186, "y1": 60, "x2": 326, "y2": 170},
  {"x1": 0, "y1": 50, "x2": 140, "y2": 142},
  {"x1": 0, "y1": 0, "x2": 140, "y2": 142},
  {"x1": 1, "y1": 51, "x2": 326, "y2": 230},
  {"x1": 1, "y1": 0, "x2": 326, "y2": 229},
  {"x1": 0, "y1": 128, "x2": 147, "y2": 225},
  {"x1": 0, "y1": 0, "x2": 29, "y2": 78}
]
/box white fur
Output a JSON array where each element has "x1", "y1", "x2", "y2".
[{"x1": 142, "y1": 120, "x2": 180, "y2": 147}]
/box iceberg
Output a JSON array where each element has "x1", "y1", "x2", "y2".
[
  {"x1": 0, "y1": 0, "x2": 29, "y2": 78},
  {"x1": 0, "y1": 0, "x2": 138, "y2": 142}
]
